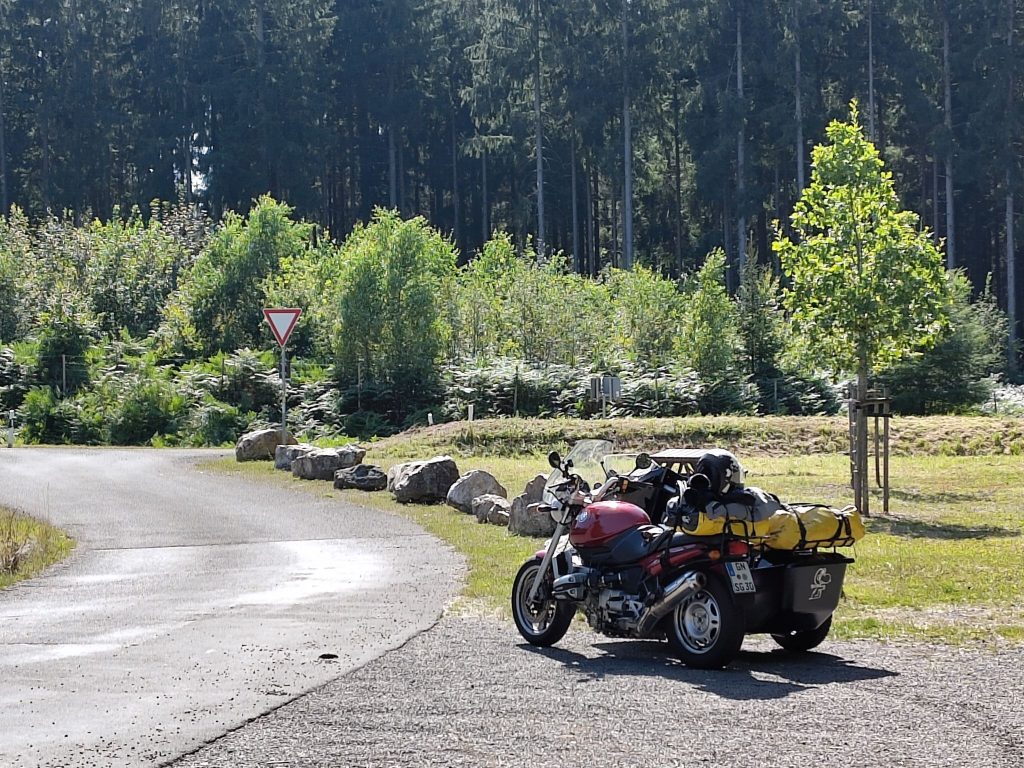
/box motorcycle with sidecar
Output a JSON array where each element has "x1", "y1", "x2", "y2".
[{"x1": 511, "y1": 440, "x2": 857, "y2": 668}]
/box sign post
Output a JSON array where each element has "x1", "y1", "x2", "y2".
[{"x1": 262, "y1": 308, "x2": 303, "y2": 443}]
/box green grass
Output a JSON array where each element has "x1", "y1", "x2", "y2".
[
  {"x1": 0, "y1": 507, "x2": 75, "y2": 589},
  {"x1": 214, "y1": 434, "x2": 1024, "y2": 646}
]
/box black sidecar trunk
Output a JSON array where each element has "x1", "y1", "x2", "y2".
[{"x1": 742, "y1": 552, "x2": 853, "y2": 634}]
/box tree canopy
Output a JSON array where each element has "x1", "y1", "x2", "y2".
[
  {"x1": 775, "y1": 104, "x2": 948, "y2": 378},
  {"x1": 0, "y1": 0, "x2": 1020, "y2": 345}
]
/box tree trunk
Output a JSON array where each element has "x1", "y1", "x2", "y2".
[
  {"x1": 388, "y1": 121, "x2": 397, "y2": 210},
  {"x1": 611, "y1": 189, "x2": 619, "y2": 268},
  {"x1": 943, "y1": 10, "x2": 956, "y2": 268},
  {"x1": 673, "y1": 82, "x2": 684, "y2": 274},
  {"x1": 867, "y1": 0, "x2": 876, "y2": 141},
  {"x1": 571, "y1": 137, "x2": 580, "y2": 273},
  {"x1": 388, "y1": 63, "x2": 398, "y2": 209},
  {"x1": 398, "y1": 140, "x2": 406, "y2": 214},
  {"x1": 533, "y1": 0, "x2": 545, "y2": 259},
  {"x1": 736, "y1": 9, "x2": 747, "y2": 280},
  {"x1": 253, "y1": 5, "x2": 275, "y2": 197},
  {"x1": 794, "y1": 1, "x2": 805, "y2": 193},
  {"x1": 588, "y1": 160, "x2": 597, "y2": 277},
  {"x1": 1007, "y1": 0, "x2": 1017, "y2": 369},
  {"x1": 481, "y1": 149, "x2": 488, "y2": 244},
  {"x1": 855, "y1": 362, "x2": 870, "y2": 517},
  {"x1": 621, "y1": 0, "x2": 634, "y2": 269},
  {"x1": 181, "y1": 137, "x2": 192, "y2": 203},
  {"x1": 854, "y1": 227, "x2": 871, "y2": 517},
  {"x1": 0, "y1": 60, "x2": 7, "y2": 216},
  {"x1": 932, "y1": 155, "x2": 939, "y2": 240},
  {"x1": 451, "y1": 116, "x2": 460, "y2": 254}
]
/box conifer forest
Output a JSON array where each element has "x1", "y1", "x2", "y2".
[{"x1": 0, "y1": 1, "x2": 1021, "y2": 444}]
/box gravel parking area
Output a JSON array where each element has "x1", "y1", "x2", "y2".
[{"x1": 171, "y1": 616, "x2": 1024, "y2": 768}]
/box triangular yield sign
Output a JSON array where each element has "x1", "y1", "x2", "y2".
[{"x1": 263, "y1": 308, "x2": 302, "y2": 347}]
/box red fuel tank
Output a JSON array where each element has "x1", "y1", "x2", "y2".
[{"x1": 570, "y1": 500, "x2": 651, "y2": 549}]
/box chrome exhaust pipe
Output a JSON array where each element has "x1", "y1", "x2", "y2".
[{"x1": 636, "y1": 571, "x2": 705, "y2": 637}]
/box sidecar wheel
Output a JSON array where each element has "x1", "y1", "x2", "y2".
[
  {"x1": 666, "y1": 576, "x2": 745, "y2": 669},
  {"x1": 511, "y1": 560, "x2": 574, "y2": 647},
  {"x1": 771, "y1": 616, "x2": 832, "y2": 652}
]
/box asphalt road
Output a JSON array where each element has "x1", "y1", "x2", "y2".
[{"x1": 0, "y1": 448, "x2": 463, "y2": 768}]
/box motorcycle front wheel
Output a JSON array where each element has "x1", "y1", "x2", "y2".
[
  {"x1": 511, "y1": 559, "x2": 574, "y2": 646},
  {"x1": 665, "y1": 576, "x2": 745, "y2": 669}
]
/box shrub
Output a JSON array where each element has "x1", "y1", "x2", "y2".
[
  {"x1": 180, "y1": 396, "x2": 251, "y2": 446},
  {"x1": 878, "y1": 273, "x2": 1008, "y2": 414},
  {"x1": 107, "y1": 375, "x2": 186, "y2": 445}
]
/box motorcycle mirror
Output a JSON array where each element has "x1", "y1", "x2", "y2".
[
  {"x1": 635, "y1": 452, "x2": 653, "y2": 470},
  {"x1": 547, "y1": 451, "x2": 561, "y2": 470}
]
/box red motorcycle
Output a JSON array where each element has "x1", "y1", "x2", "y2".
[{"x1": 511, "y1": 440, "x2": 852, "y2": 669}]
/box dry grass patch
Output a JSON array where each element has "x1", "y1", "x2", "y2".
[{"x1": 0, "y1": 507, "x2": 75, "y2": 589}]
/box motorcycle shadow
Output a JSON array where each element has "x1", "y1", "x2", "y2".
[{"x1": 520, "y1": 637, "x2": 898, "y2": 701}]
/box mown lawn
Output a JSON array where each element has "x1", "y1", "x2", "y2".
[{"x1": 214, "y1": 445, "x2": 1024, "y2": 646}]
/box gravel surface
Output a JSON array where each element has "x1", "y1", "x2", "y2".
[{"x1": 171, "y1": 615, "x2": 1024, "y2": 768}]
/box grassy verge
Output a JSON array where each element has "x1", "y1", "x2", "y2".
[
  {"x1": 212, "y1": 432, "x2": 1024, "y2": 646},
  {"x1": 372, "y1": 415, "x2": 1024, "y2": 458},
  {"x1": 0, "y1": 507, "x2": 75, "y2": 589}
]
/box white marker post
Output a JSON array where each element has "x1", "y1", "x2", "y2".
[{"x1": 262, "y1": 308, "x2": 303, "y2": 444}]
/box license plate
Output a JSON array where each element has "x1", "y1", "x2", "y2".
[{"x1": 725, "y1": 561, "x2": 756, "y2": 594}]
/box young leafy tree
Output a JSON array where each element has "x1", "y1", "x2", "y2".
[
  {"x1": 676, "y1": 249, "x2": 749, "y2": 413},
  {"x1": 175, "y1": 196, "x2": 313, "y2": 357},
  {"x1": 774, "y1": 103, "x2": 947, "y2": 513},
  {"x1": 334, "y1": 209, "x2": 457, "y2": 419}
]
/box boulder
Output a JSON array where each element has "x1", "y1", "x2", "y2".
[
  {"x1": 391, "y1": 456, "x2": 461, "y2": 504},
  {"x1": 292, "y1": 445, "x2": 366, "y2": 481},
  {"x1": 386, "y1": 462, "x2": 416, "y2": 491},
  {"x1": 275, "y1": 443, "x2": 315, "y2": 471},
  {"x1": 506, "y1": 472, "x2": 553, "y2": 536},
  {"x1": 521, "y1": 473, "x2": 548, "y2": 504},
  {"x1": 509, "y1": 499, "x2": 556, "y2": 538},
  {"x1": 472, "y1": 494, "x2": 511, "y2": 526},
  {"x1": 235, "y1": 428, "x2": 297, "y2": 462},
  {"x1": 446, "y1": 470, "x2": 507, "y2": 514},
  {"x1": 334, "y1": 464, "x2": 388, "y2": 492}
]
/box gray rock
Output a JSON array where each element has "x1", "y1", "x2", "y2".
[
  {"x1": 506, "y1": 472, "x2": 553, "y2": 536},
  {"x1": 334, "y1": 464, "x2": 388, "y2": 492},
  {"x1": 509, "y1": 500, "x2": 556, "y2": 538},
  {"x1": 275, "y1": 443, "x2": 315, "y2": 471},
  {"x1": 386, "y1": 462, "x2": 415, "y2": 492},
  {"x1": 335, "y1": 443, "x2": 368, "y2": 468},
  {"x1": 235, "y1": 428, "x2": 297, "y2": 462},
  {"x1": 471, "y1": 494, "x2": 512, "y2": 526},
  {"x1": 392, "y1": 456, "x2": 461, "y2": 504},
  {"x1": 292, "y1": 445, "x2": 366, "y2": 481},
  {"x1": 521, "y1": 473, "x2": 548, "y2": 504},
  {"x1": 446, "y1": 470, "x2": 507, "y2": 514}
]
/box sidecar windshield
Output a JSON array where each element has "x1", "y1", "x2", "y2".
[{"x1": 544, "y1": 439, "x2": 614, "y2": 502}]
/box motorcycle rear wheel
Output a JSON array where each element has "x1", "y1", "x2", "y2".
[
  {"x1": 511, "y1": 559, "x2": 574, "y2": 646},
  {"x1": 665, "y1": 576, "x2": 745, "y2": 669},
  {"x1": 771, "y1": 615, "x2": 832, "y2": 652}
]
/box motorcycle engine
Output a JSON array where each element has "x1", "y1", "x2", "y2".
[{"x1": 586, "y1": 588, "x2": 645, "y2": 635}]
